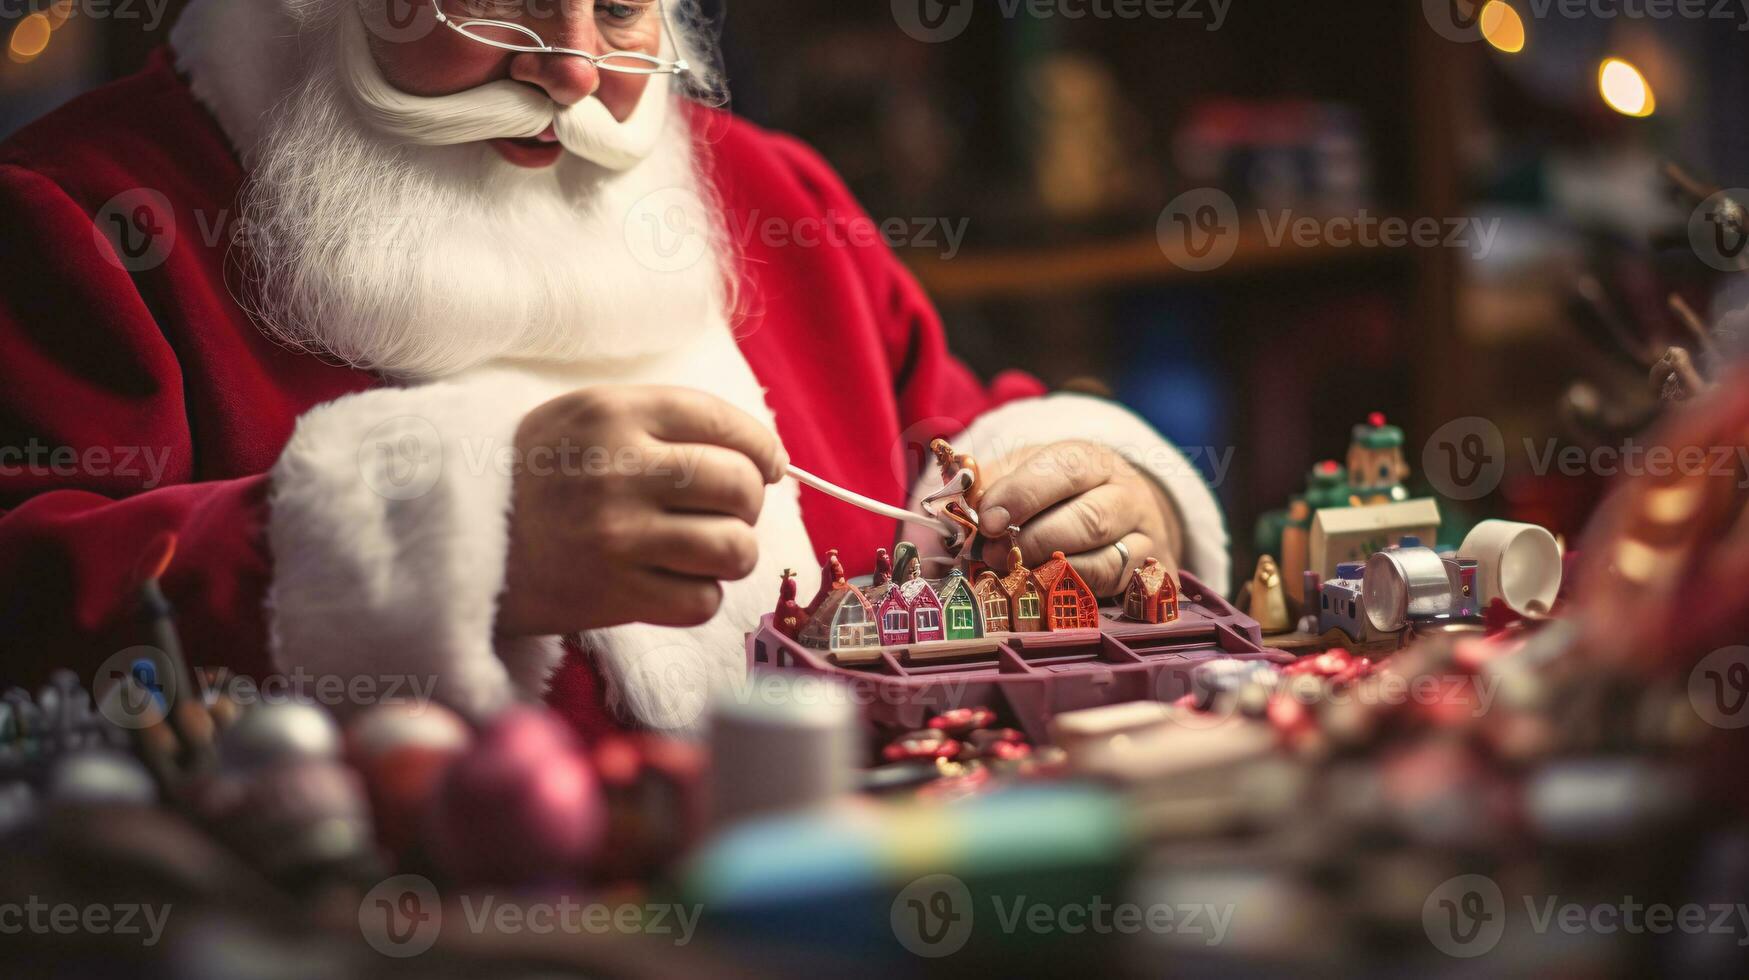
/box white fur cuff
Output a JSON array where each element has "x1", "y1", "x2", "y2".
[
  {"x1": 908, "y1": 393, "x2": 1232, "y2": 595},
  {"x1": 267, "y1": 379, "x2": 563, "y2": 719}
]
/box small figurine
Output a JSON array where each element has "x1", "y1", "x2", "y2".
[
  {"x1": 876, "y1": 557, "x2": 945, "y2": 644},
  {"x1": 1346, "y1": 412, "x2": 1411, "y2": 505},
  {"x1": 934, "y1": 569, "x2": 984, "y2": 639},
  {"x1": 1248, "y1": 555, "x2": 1292, "y2": 634},
  {"x1": 773, "y1": 569, "x2": 808, "y2": 640},
  {"x1": 1033, "y1": 551, "x2": 1099, "y2": 630},
  {"x1": 920, "y1": 438, "x2": 982, "y2": 558},
  {"x1": 993, "y1": 532, "x2": 1046, "y2": 632},
  {"x1": 804, "y1": 549, "x2": 846, "y2": 619},
  {"x1": 1123, "y1": 557, "x2": 1180, "y2": 624}
]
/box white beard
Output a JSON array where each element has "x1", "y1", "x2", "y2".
[{"x1": 234, "y1": 4, "x2": 729, "y2": 381}]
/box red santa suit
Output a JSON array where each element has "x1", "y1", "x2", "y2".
[{"x1": 0, "y1": 2, "x2": 1227, "y2": 736}]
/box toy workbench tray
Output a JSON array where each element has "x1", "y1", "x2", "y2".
[{"x1": 747, "y1": 572, "x2": 1289, "y2": 742}]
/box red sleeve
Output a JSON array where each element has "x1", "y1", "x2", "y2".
[
  {"x1": 755, "y1": 132, "x2": 1046, "y2": 447},
  {"x1": 0, "y1": 164, "x2": 274, "y2": 689}
]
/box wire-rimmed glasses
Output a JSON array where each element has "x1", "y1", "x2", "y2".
[{"x1": 433, "y1": 1, "x2": 691, "y2": 76}]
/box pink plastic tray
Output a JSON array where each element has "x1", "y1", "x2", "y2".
[{"x1": 746, "y1": 572, "x2": 1290, "y2": 744}]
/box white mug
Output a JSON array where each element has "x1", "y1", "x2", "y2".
[{"x1": 1458, "y1": 520, "x2": 1563, "y2": 614}]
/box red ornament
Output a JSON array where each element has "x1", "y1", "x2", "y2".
[
  {"x1": 883, "y1": 729, "x2": 962, "y2": 762},
  {"x1": 928, "y1": 707, "x2": 997, "y2": 735},
  {"x1": 426, "y1": 708, "x2": 605, "y2": 885}
]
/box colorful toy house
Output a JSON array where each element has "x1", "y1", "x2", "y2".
[
  {"x1": 997, "y1": 545, "x2": 1045, "y2": 632},
  {"x1": 971, "y1": 570, "x2": 1012, "y2": 632},
  {"x1": 934, "y1": 569, "x2": 983, "y2": 639},
  {"x1": 797, "y1": 582, "x2": 878, "y2": 652},
  {"x1": 1034, "y1": 551, "x2": 1098, "y2": 630},
  {"x1": 894, "y1": 573, "x2": 945, "y2": 643},
  {"x1": 1123, "y1": 557, "x2": 1180, "y2": 624}
]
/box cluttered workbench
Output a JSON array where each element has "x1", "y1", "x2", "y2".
[{"x1": 4, "y1": 378, "x2": 1748, "y2": 978}]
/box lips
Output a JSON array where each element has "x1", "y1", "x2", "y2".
[{"x1": 490, "y1": 126, "x2": 564, "y2": 168}]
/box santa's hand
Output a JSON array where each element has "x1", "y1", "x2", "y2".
[
  {"x1": 975, "y1": 440, "x2": 1182, "y2": 596},
  {"x1": 498, "y1": 385, "x2": 785, "y2": 636}
]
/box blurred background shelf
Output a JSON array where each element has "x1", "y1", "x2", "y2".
[{"x1": 904, "y1": 218, "x2": 1415, "y2": 302}]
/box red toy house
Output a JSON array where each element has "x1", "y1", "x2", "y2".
[
  {"x1": 1123, "y1": 557, "x2": 1181, "y2": 624},
  {"x1": 1034, "y1": 551, "x2": 1098, "y2": 630}
]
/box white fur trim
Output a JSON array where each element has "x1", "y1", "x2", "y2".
[
  {"x1": 267, "y1": 324, "x2": 818, "y2": 731},
  {"x1": 907, "y1": 393, "x2": 1231, "y2": 595},
  {"x1": 267, "y1": 374, "x2": 564, "y2": 720},
  {"x1": 170, "y1": 0, "x2": 305, "y2": 157}
]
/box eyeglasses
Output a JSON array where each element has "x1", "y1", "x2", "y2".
[{"x1": 433, "y1": 1, "x2": 691, "y2": 76}]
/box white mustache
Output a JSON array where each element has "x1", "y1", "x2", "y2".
[{"x1": 337, "y1": 6, "x2": 669, "y2": 171}]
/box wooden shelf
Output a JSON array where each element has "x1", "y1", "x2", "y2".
[{"x1": 903, "y1": 219, "x2": 1411, "y2": 303}]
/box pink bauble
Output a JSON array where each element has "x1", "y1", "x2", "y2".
[{"x1": 426, "y1": 708, "x2": 605, "y2": 885}]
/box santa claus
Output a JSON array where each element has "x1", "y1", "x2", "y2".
[{"x1": 0, "y1": 0, "x2": 1228, "y2": 735}]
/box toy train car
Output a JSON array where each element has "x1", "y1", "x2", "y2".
[{"x1": 1318, "y1": 537, "x2": 1478, "y2": 644}]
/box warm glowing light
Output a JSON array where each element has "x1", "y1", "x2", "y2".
[
  {"x1": 1599, "y1": 58, "x2": 1655, "y2": 117},
  {"x1": 8, "y1": 13, "x2": 52, "y2": 64},
  {"x1": 1479, "y1": 1, "x2": 1525, "y2": 54}
]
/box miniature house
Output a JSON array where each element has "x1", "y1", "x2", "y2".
[
  {"x1": 972, "y1": 570, "x2": 1012, "y2": 632},
  {"x1": 933, "y1": 569, "x2": 983, "y2": 640},
  {"x1": 896, "y1": 574, "x2": 945, "y2": 643},
  {"x1": 1124, "y1": 557, "x2": 1180, "y2": 624},
  {"x1": 796, "y1": 583, "x2": 878, "y2": 652},
  {"x1": 1034, "y1": 551, "x2": 1098, "y2": 630},
  {"x1": 995, "y1": 546, "x2": 1045, "y2": 632}
]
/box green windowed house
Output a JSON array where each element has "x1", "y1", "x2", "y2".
[{"x1": 932, "y1": 568, "x2": 983, "y2": 640}]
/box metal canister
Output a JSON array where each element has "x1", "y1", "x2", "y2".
[{"x1": 1363, "y1": 546, "x2": 1453, "y2": 632}]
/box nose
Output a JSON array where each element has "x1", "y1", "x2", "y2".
[{"x1": 507, "y1": 15, "x2": 603, "y2": 106}]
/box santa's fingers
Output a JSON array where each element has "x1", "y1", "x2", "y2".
[
  {"x1": 649, "y1": 445, "x2": 766, "y2": 525},
  {"x1": 1063, "y1": 531, "x2": 1156, "y2": 598},
  {"x1": 639, "y1": 386, "x2": 787, "y2": 484},
  {"x1": 633, "y1": 515, "x2": 761, "y2": 583},
  {"x1": 976, "y1": 441, "x2": 1120, "y2": 537},
  {"x1": 615, "y1": 565, "x2": 729, "y2": 627},
  {"x1": 980, "y1": 483, "x2": 1143, "y2": 569}
]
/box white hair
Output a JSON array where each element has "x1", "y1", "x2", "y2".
[{"x1": 233, "y1": 0, "x2": 738, "y2": 381}]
